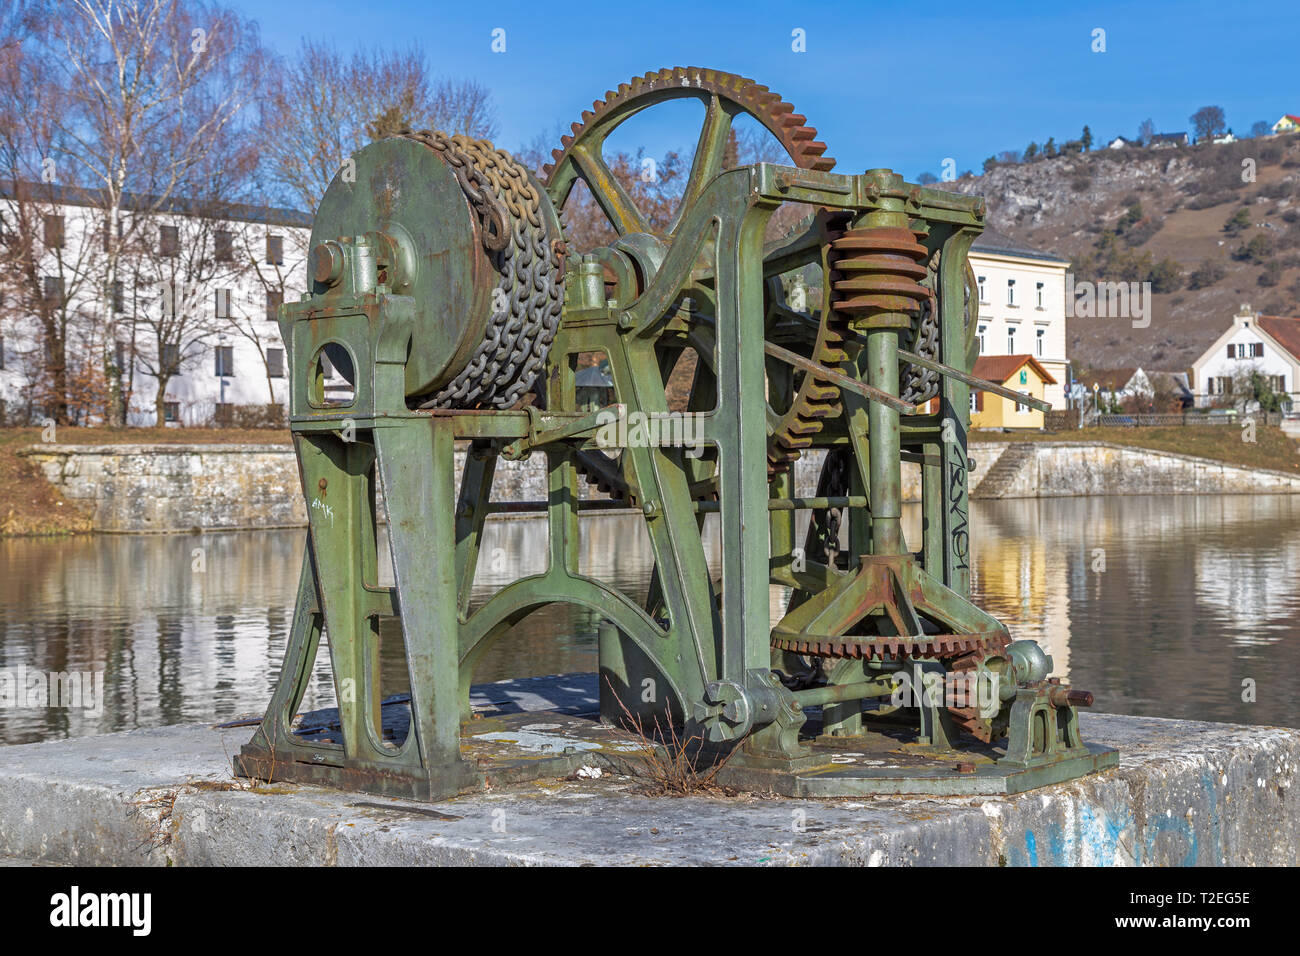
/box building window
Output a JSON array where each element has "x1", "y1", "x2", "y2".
[
  {"x1": 1036, "y1": 327, "x2": 1045, "y2": 357},
  {"x1": 161, "y1": 343, "x2": 180, "y2": 370},
  {"x1": 214, "y1": 288, "x2": 231, "y2": 319},
  {"x1": 43, "y1": 275, "x2": 64, "y2": 304},
  {"x1": 969, "y1": 393, "x2": 978, "y2": 413},
  {"x1": 1007, "y1": 279, "x2": 1016, "y2": 306},
  {"x1": 1007, "y1": 326, "x2": 1016, "y2": 353},
  {"x1": 160, "y1": 225, "x2": 179, "y2": 257},
  {"x1": 978, "y1": 276, "x2": 987, "y2": 302},
  {"x1": 1251, "y1": 342, "x2": 1264, "y2": 358},
  {"x1": 164, "y1": 401, "x2": 180, "y2": 423},
  {"x1": 1036, "y1": 282, "x2": 1044, "y2": 308},
  {"x1": 1270, "y1": 374, "x2": 1286, "y2": 392},
  {"x1": 267, "y1": 347, "x2": 285, "y2": 378},
  {"x1": 214, "y1": 229, "x2": 233, "y2": 262},
  {"x1": 266, "y1": 290, "x2": 283, "y2": 321},
  {"x1": 1015, "y1": 401, "x2": 1028, "y2": 413},
  {"x1": 102, "y1": 218, "x2": 123, "y2": 252},
  {"x1": 44, "y1": 214, "x2": 64, "y2": 248},
  {"x1": 214, "y1": 345, "x2": 234, "y2": 377},
  {"x1": 977, "y1": 324, "x2": 986, "y2": 354},
  {"x1": 266, "y1": 234, "x2": 284, "y2": 265}
]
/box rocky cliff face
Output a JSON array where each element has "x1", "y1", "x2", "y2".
[{"x1": 937, "y1": 136, "x2": 1300, "y2": 372}]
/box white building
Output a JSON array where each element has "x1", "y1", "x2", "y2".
[
  {"x1": 968, "y1": 229, "x2": 1071, "y2": 409},
  {"x1": 1189, "y1": 304, "x2": 1300, "y2": 410},
  {"x1": 0, "y1": 180, "x2": 309, "y2": 427}
]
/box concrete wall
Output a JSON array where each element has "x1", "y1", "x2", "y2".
[
  {"x1": 21, "y1": 442, "x2": 596, "y2": 533},
  {"x1": 0, "y1": 674, "x2": 1296, "y2": 866},
  {"x1": 972, "y1": 440, "x2": 1300, "y2": 498},
  {"x1": 19, "y1": 439, "x2": 1299, "y2": 534}
]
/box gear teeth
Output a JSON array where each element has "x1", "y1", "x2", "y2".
[{"x1": 546, "y1": 66, "x2": 839, "y2": 490}]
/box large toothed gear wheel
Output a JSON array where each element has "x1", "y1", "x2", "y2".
[
  {"x1": 542, "y1": 66, "x2": 834, "y2": 237},
  {"x1": 542, "y1": 67, "x2": 838, "y2": 494}
]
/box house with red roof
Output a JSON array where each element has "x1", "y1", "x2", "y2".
[
  {"x1": 1272, "y1": 114, "x2": 1300, "y2": 135},
  {"x1": 1190, "y1": 304, "x2": 1300, "y2": 409},
  {"x1": 969, "y1": 354, "x2": 1057, "y2": 429}
]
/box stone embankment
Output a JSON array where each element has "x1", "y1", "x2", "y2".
[{"x1": 19, "y1": 439, "x2": 1300, "y2": 533}]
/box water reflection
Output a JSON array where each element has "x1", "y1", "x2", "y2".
[{"x1": 1, "y1": 495, "x2": 1297, "y2": 743}]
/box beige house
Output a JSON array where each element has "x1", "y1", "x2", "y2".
[
  {"x1": 968, "y1": 229, "x2": 1071, "y2": 409},
  {"x1": 970, "y1": 354, "x2": 1056, "y2": 429}
]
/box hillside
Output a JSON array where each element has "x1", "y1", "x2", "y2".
[{"x1": 937, "y1": 135, "x2": 1300, "y2": 372}]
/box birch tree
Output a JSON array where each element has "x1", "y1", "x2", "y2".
[{"x1": 40, "y1": 0, "x2": 262, "y2": 425}]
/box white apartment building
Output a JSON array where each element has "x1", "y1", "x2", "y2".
[
  {"x1": 1190, "y1": 304, "x2": 1300, "y2": 410},
  {"x1": 0, "y1": 181, "x2": 309, "y2": 427},
  {"x1": 968, "y1": 229, "x2": 1071, "y2": 409}
]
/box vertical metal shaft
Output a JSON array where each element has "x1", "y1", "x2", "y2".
[{"x1": 866, "y1": 326, "x2": 902, "y2": 554}]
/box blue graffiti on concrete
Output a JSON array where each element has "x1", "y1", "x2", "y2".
[{"x1": 1143, "y1": 814, "x2": 1197, "y2": 866}]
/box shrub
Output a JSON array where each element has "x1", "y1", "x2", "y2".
[
  {"x1": 1259, "y1": 179, "x2": 1294, "y2": 199},
  {"x1": 1233, "y1": 233, "x2": 1274, "y2": 263},
  {"x1": 1259, "y1": 260, "x2": 1283, "y2": 286},
  {"x1": 1188, "y1": 260, "x2": 1227, "y2": 289},
  {"x1": 1150, "y1": 258, "x2": 1185, "y2": 292},
  {"x1": 1223, "y1": 207, "x2": 1253, "y2": 233}
]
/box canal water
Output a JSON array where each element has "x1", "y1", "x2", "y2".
[{"x1": 1, "y1": 495, "x2": 1297, "y2": 744}]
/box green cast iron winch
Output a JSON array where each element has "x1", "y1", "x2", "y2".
[{"x1": 235, "y1": 66, "x2": 1116, "y2": 800}]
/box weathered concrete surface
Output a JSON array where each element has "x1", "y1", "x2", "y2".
[
  {"x1": 21, "y1": 444, "x2": 605, "y2": 533},
  {"x1": 0, "y1": 674, "x2": 1294, "y2": 866},
  {"x1": 972, "y1": 440, "x2": 1300, "y2": 499},
  {"x1": 19, "y1": 438, "x2": 1300, "y2": 533},
  {"x1": 22, "y1": 444, "x2": 306, "y2": 532}
]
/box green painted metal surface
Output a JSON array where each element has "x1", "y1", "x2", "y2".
[{"x1": 235, "y1": 69, "x2": 1117, "y2": 801}]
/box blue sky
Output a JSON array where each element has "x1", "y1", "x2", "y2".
[{"x1": 233, "y1": 0, "x2": 1298, "y2": 180}]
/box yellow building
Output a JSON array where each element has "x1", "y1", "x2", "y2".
[
  {"x1": 970, "y1": 355, "x2": 1056, "y2": 429},
  {"x1": 1272, "y1": 114, "x2": 1300, "y2": 134}
]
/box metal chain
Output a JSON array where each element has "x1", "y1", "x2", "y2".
[{"x1": 401, "y1": 130, "x2": 565, "y2": 410}]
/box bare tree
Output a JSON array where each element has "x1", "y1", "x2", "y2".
[
  {"x1": 257, "y1": 41, "x2": 498, "y2": 214},
  {"x1": 0, "y1": 11, "x2": 106, "y2": 423},
  {"x1": 222, "y1": 201, "x2": 309, "y2": 410},
  {"x1": 1190, "y1": 105, "x2": 1227, "y2": 144},
  {"x1": 131, "y1": 143, "x2": 261, "y2": 425},
  {"x1": 37, "y1": 0, "x2": 263, "y2": 425}
]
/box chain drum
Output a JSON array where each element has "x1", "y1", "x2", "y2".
[{"x1": 309, "y1": 132, "x2": 566, "y2": 407}]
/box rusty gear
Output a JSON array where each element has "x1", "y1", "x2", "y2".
[{"x1": 542, "y1": 67, "x2": 836, "y2": 496}]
